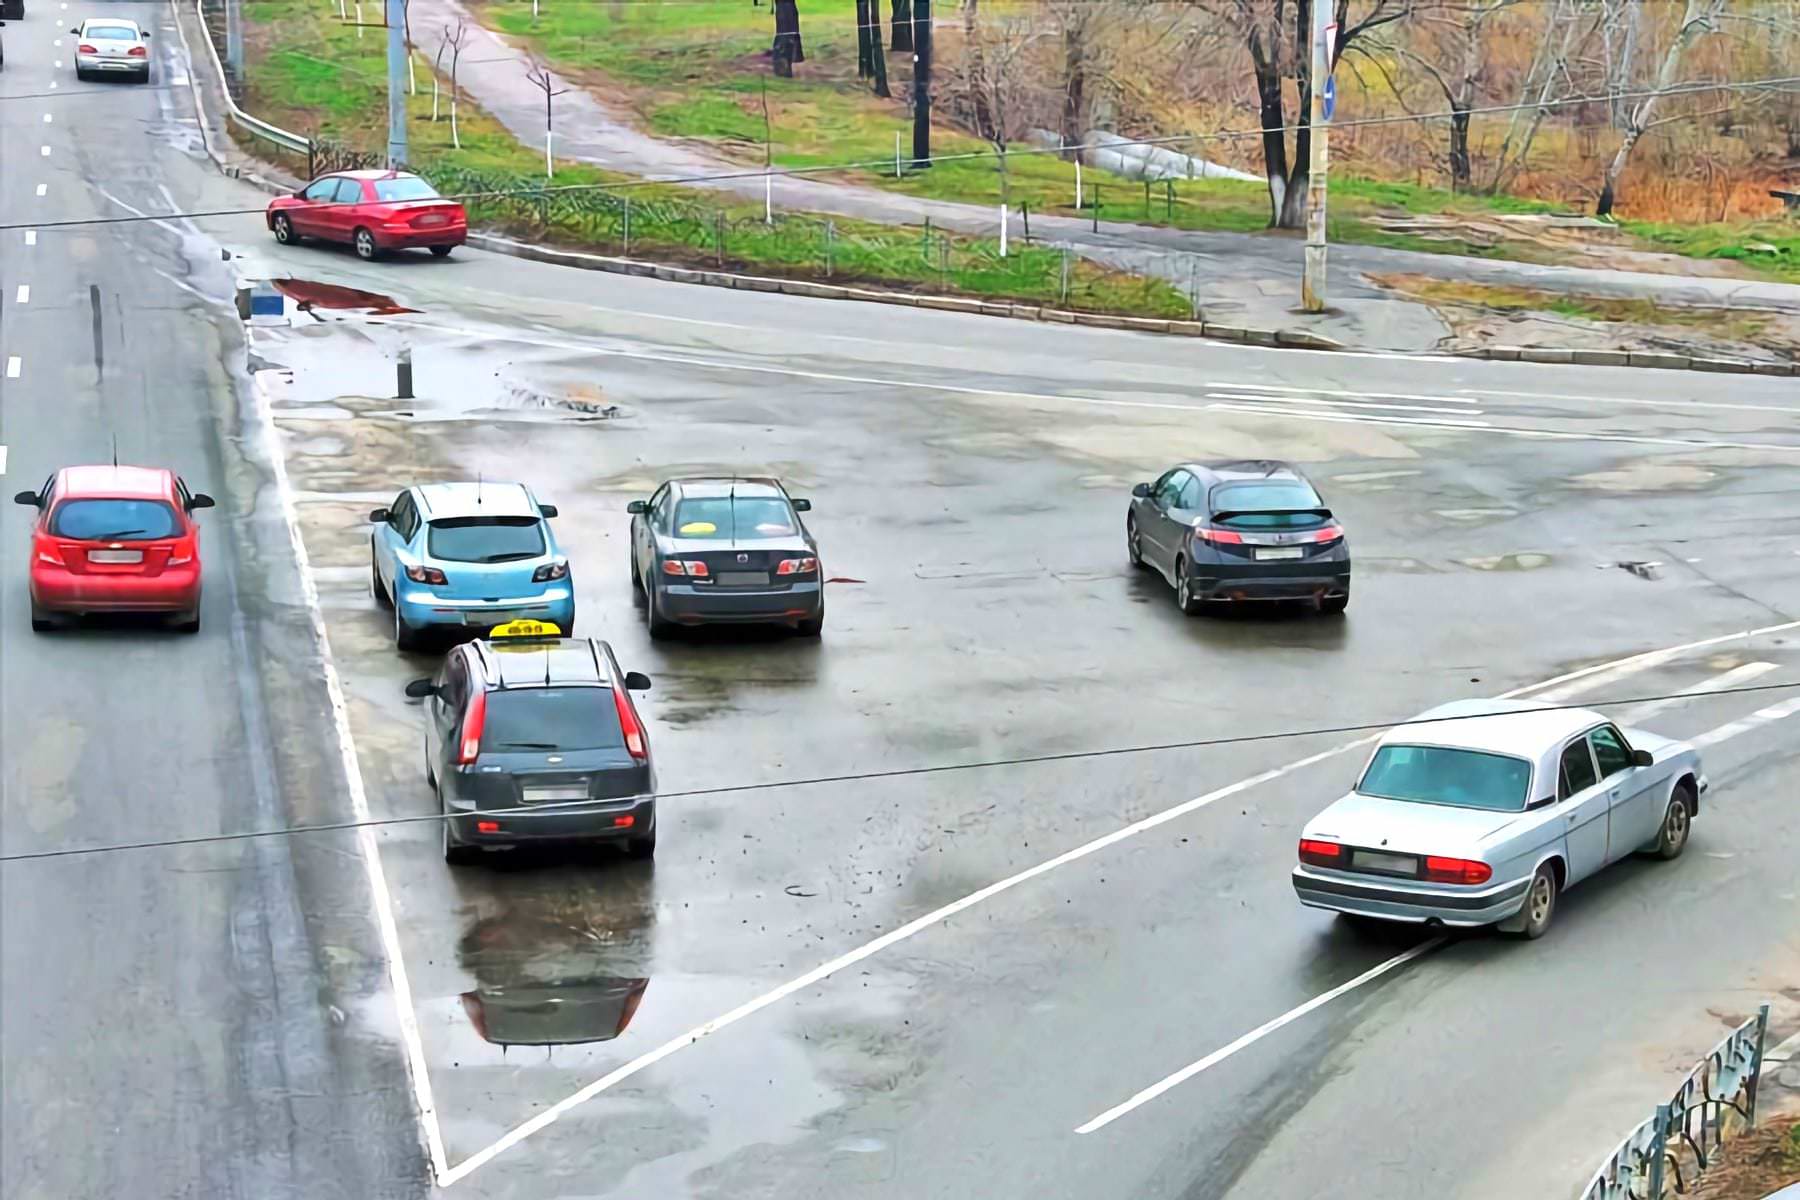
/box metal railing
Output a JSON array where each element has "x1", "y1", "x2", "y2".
[
  {"x1": 192, "y1": 0, "x2": 311, "y2": 158},
  {"x1": 1580, "y1": 1005, "x2": 1771, "y2": 1200}
]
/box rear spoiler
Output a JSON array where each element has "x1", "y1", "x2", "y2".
[{"x1": 1212, "y1": 506, "x2": 1334, "y2": 522}]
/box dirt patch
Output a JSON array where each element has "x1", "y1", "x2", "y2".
[
  {"x1": 1688, "y1": 1116, "x2": 1800, "y2": 1200},
  {"x1": 1373, "y1": 213, "x2": 1763, "y2": 280}
]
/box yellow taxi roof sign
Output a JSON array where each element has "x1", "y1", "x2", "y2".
[{"x1": 488, "y1": 619, "x2": 562, "y2": 640}]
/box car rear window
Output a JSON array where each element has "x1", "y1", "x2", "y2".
[
  {"x1": 373, "y1": 177, "x2": 441, "y2": 202},
  {"x1": 1211, "y1": 481, "x2": 1327, "y2": 528},
  {"x1": 86, "y1": 25, "x2": 137, "y2": 38},
  {"x1": 427, "y1": 517, "x2": 545, "y2": 563},
  {"x1": 672, "y1": 496, "x2": 797, "y2": 539},
  {"x1": 50, "y1": 498, "x2": 180, "y2": 541},
  {"x1": 483, "y1": 687, "x2": 625, "y2": 753},
  {"x1": 1358, "y1": 745, "x2": 1532, "y2": 812}
]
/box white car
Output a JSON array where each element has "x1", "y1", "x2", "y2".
[{"x1": 72, "y1": 17, "x2": 149, "y2": 82}]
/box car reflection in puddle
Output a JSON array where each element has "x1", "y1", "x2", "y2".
[
  {"x1": 461, "y1": 977, "x2": 648, "y2": 1048},
  {"x1": 457, "y1": 903, "x2": 653, "y2": 1051}
]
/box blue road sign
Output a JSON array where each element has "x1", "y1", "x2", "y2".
[{"x1": 1321, "y1": 76, "x2": 1337, "y2": 123}]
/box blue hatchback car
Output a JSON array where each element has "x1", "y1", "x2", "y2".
[{"x1": 369, "y1": 482, "x2": 573, "y2": 650}]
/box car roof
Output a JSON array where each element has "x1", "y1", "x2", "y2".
[
  {"x1": 1177, "y1": 460, "x2": 1309, "y2": 485},
  {"x1": 333, "y1": 169, "x2": 421, "y2": 181},
  {"x1": 415, "y1": 481, "x2": 537, "y2": 519},
  {"x1": 668, "y1": 476, "x2": 787, "y2": 500},
  {"x1": 82, "y1": 18, "x2": 140, "y2": 28},
  {"x1": 57, "y1": 464, "x2": 174, "y2": 499},
  {"x1": 471, "y1": 637, "x2": 612, "y2": 689},
  {"x1": 1382, "y1": 698, "x2": 1605, "y2": 758}
]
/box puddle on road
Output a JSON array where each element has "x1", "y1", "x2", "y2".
[
  {"x1": 461, "y1": 977, "x2": 649, "y2": 1049},
  {"x1": 1460, "y1": 552, "x2": 1553, "y2": 571},
  {"x1": 273, "y1": 277, "x2": 419, "y2": 316}
]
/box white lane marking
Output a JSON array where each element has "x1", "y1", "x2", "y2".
[
  {"x1": 5, "y1": 357, "x2": 20, "y2": 378},
  {"x1": 433, "y1": 615, "x2": 1800, "y2": 1182},
  {"x1": 54, "y1": 60, "x2": 62, "y2": 68},
  {"x1": 0, "y1": 446, "x2": 7, "y2": 475},
  {"x1": 1620, "y1": 662, "x2": 1778, "y2": 725},
  {"x1": 1206, "y1": 391, "x2": 1482, "y2": 417},
  {"x1": 54, "y1": 38, "x2": 62, "y2": 46},
  {"x1": 49, "y1": 82, "x2": 59, "y2": 89},
  {"x1": 1227, "y1": 379, "x2": 1796, "y2": 419},
  {"x1": 23, "y1": 231, "x2": 35, "y2": 246},
  {"x1": 35, "y1": 185, "x2": 48, "y2": 197},
  {"x1": 14, "y1": 286, "x2": 29, "y2": 305},
  {"x1": 43, "y1": 113, "x2": 53, "y2": 124},
  {"x1": 1537, "y1": 649, "x2": 1695, "y2": 703},
  {"x1": 40, "y1": 146, "x2": 51, "y2": 157},
  {"x1": 248, "y1": 371, "x2": 449, "y2": 1179},
  {"x1": 1211, "y1": 401, "x2": 1492, "y2": 430},
  {"x1": 1209, "y1": 381, "x2": 1482, "y2": 406},
  {"x1": 1075, "y1": 938, "x2": 1445, "y2": 1134},
  {"x1": 1689, "y1": 695, "x2": 1800, "y2": 751}
]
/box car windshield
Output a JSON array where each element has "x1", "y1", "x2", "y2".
[
  {"x1": 1358, "y1": 744, "x2": 1533, "y2": 812},
  {"x1": 85, "y1": 25, "x2": 137, "y2": 38},
  {"x1": 427, "y1": 517, "x2": 546, "y2": 563},
  {"x1": 373, "y1": 177, "x2": 440, "y2": 202},
  {"x1": 672, "y1": 496, "x2": 797, "y2": 540},
  {"x1": 483, "y1": 687, "x2": 625, "y2": 753},
  {"x1": 1212, "y1": 481, "x2": 1327, "y2": 529},
  {"x1": 50, "y1": 498, "x2": 179, "y2": 540}
]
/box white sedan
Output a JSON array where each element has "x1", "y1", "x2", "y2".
[
  {"x1": 72, "y1": 17, "x2": 149, "y2": 82},
  {"x1": 1292, "y1": 699, "x2": 1705, "y2": 938}
]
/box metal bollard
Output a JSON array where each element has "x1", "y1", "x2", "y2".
[{"x1": 396, "y1": 346, "x2": 414, "y2": 400}]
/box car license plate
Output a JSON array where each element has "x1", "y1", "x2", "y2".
[
  {"x1": 1255, "y1": 547, "x2": 1305, "y2": 561},
  {"x1": 418, "y1": 213, "x2": 447, "y2": 226},
  {"x1": 718, "y1": 571, "x2": 769, "y2": 587},
  {"x1": 523, "y1": 785, "x2": 589, "y2": 804},
  {"x1": 1354, "y1": 850, "x2": 1418, "y2": 876},
  {"x1": 88, "y1": 549, "x2": 143, "y2": 564}
]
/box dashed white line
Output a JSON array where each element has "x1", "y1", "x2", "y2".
[
  {"x1": 0, "y1": 446, "x2": 8, "y2": 475},
  {"x1": 1208, "y1": 380, "x2": 1483, "y2": 406},
  {"x1": 43, "y1": 113, "x2": 54, "y2": 124},
  {"x1": 54, "y1": 37, "x2": 62, "y2": 46},
  {"x1": 23, "y1": 231, "x2": 37, "y2": 246},
  {"x1": 1620, "y1": 662, "x2": 1777, "y2": 725},
  {"x1": 1690, "y1": 695, "x2": 1800, "y2": 751},
  {"x1": 35, "y1": 184, "x2": 48, "y2": 197},
  {"x1": 1207, "y1": 391, "x2": 1485, "y2": 417},
  {"x1": 14, "y1": 286, "x2": 30, "y2": 305},
  {"x1": 40, "y1": 145, "x2": 51, "y2": 157},
  {"x1": 5, "y1": 357, "x2": 20, "y2": 379},
  {"x1": 54, "y1": 60, "x2": 63, "y2": 68},
  {"x1": 1074, "y1": 938, "x2": 1445, "y2": 1133}
]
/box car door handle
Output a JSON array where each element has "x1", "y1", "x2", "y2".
[
  {"x1": 1567, "y1": 813, "x2": 1579, "y2": 824},
  {"x1": 1608, "y1": 789, "x2": 1622, "y2": 800}
]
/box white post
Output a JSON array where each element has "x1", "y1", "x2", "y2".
[
  {"x1": 1302, "y1": 3, "x2": 1333, "y2": 312},
  {"x1": 895, "y1": 131, "x2": 901, "y2": 178},
  {"x1": 407, "y1": 49, "x2": 416, "y2": 95},
  {"x1": 337, "y1": 0, "x2": 346, "y2": 18},
  {"x1": 532, "y1": 0, "x2": 539, "y2": 16},
  {"x1": 355, "y1": 1, "x2": 363, "y2": 36},
  {"x1": 450, "y1": 94, "x2": 460, "y2": 149},
  {"x1": 998, "y1": 203, "x2": 1008, "y2": 257},
  {"x1": 1074, "y1": 156, "x2": 1082, "y2": 209},
  {"x1": 431, "y1": 75, "x2": 439, "y2": 121},
  {"x1": 544, "y1": 129, "x2": 553, "y2": 178},
  {"x1": 765, "y1": 172, "x2": 773, "y2": 224}
]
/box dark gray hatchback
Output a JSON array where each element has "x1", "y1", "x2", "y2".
[{"x1": 406, "y1": 623, "x2": 657, "y2": 864}]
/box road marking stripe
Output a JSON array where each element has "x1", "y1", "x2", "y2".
[
  {"x1": 35, "y1": 185, "x2": 47, "y2": 197},
  {"x1": 1207, "y1": 381, "x2": 1483, "y2": 405},
  {"x1": 1221, "y1": 379, "x2": 1796, "y2": 419},
  {"x1": 40, "y1": 145, "x2": 51, "y2": 157},
  {"x1": 23, "y1": 231, "x2": 36, "y2": 246},
  {"x1": 1461, "y1": 386, "x2": 1800, "y2": 416},
  {"x1": 1211, "y1": 400, "x2": 1492, "y2": 429},
  {"x1": 1074, "y1": 938, "x2": 1445, "y2": 1134},
  {"x1": 1206, "y1": 391, "x2": 1482, "y2": 417},
  {"x1": 1689, "y1": 695, "x2": 1800, "y2": 751},
  {"x1": 0, "y1": 446, "x2": 7, "y2": 475},
  {"x1": 43, "y1": 113, "x2": 53, "y2": 124},
  {"x1": 5, "y1": 357, "x2": 19, "y2": 378},
  {"x1": 429, "y1": 616, "x2": 1800, "y2": 1183},
  {"x1": 1621, "y1": 662, "x2": 1778, "y2": 724},
  {"x1": 14, "y1": 286, "x2": 28, "y2": 305}
]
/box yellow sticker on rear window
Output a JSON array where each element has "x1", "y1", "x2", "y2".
[
  {"x1": 489, "y1": 619, "x2": 561, "y2": 639},
  {"x1": 678, "y1": 521, "x2": 717, "y2": 535}
]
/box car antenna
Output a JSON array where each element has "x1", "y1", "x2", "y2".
[
  {"x1": 111, "y1": 434, "x2": 118, "y2": 468},
  {"x1": 476, "y1": 471, "x2": 482, "y2": 507}
]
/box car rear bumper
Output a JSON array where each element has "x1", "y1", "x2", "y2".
[
  {"x1": 1291, "y1": 865, "x2": 1530, "y2": 927},
  {"x1": 656, "y1": 580, "x2": 823, "y2": 624},
  {"x1": 398, "y1": 586, "x2": 574, "y2": 630},
  {"x1": 376, "y1": 224, "x2": 468, "y2": 248},
  {"x1": 31, "y1": 567, "x2": 200, "y2": 613},
  {"x1": 1194, "y1": 565, "x2": 1350, "y2": 602},
  {"x1": 444, "y1": 793, "x2": 655, "y2": 848},
  {"x1": 77, "y1": 55, "x2": 148, "y2": 73}
]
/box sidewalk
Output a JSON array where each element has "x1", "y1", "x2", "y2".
[{"x1": 405, "y1": 0, "x2": 1800, "y2": 352}]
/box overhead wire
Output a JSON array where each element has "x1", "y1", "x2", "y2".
[{"x1": 4, "y1": 677, "x2": 1797, "y2": 863}]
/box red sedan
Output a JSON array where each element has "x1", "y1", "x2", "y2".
[
  {"x1": 14, "y1": 465, "x2": 215, "y2": 633},
  {"x1": 266, "y1": 170, "x2": 467, "y2": 261}
]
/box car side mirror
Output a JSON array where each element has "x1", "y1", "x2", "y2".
[
  {"x1": 69, "y1": 26, "x2": 80, "y2": 34},
  {"x1": 1631, "y1": 748, "x2": 1654, "y2": 767},
  {"x1": 791, "y1": 498, "x2": 812, "y2": 512},
  {"x1": 403, "y1": 678, "x2": 439, "y2": 699},
  {"x1": 188, "y1": 493, "x2": 216, "y2": 511},
  {"x1": 1132, "y1": 482, "x2": 1152, "y2": 498},
  {"x1": 369, "y1": 507, "x2": 391, "y2": 524},
  {"x1": 626, "y1": 500, "x2": 648, "y2": 514},
  {"x1": 538, "y1": 503, "x2": 558, "y2": 519},
  {"x1": 624, "y1": 671, "x2": 652, "y2": 691},
  {"x1": 142, "y1": 31, "x2": 150, "y2": 37},
  {"x1": 13, "y1": 490, "x2": 40, "y2": 507}
]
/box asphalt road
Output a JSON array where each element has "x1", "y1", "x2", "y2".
[
  {"x1": 4, "y1": 15, "x2": 1800, "y2": 1200},
  {"x1": 0, "y1": 11, "x2": 422, "y2": 1198}
]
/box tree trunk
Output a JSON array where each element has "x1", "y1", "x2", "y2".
[
  {"x1": 1594, "y1": 126, "x2": 1640, "y2": 217},
  {"x1": 1058, "y1": 13, "x2": 1086, "y2": 158},
  {"x1": 869, "y1": 9, "x2": 890, "y2": 97},
  {"x1": 1593, "y1": 0, "x2": 1721, "y2": 217},
  {"x1": 1448, "y1": 106, "x2": 1471, "y2": 191},
  {"x1": 891, "y1": 0, "x2": 912, "y2": 51},
  {"x1": 911, "y1": 0, "x2": 932, "y2": 165},
  {"x1": 1248, "y1": 15, "x2": 1288, "y2": 226},
  {"x1": 772, "y1": 0, "x2": 804, "y2": 76},
  {"x1": 962, "y1": 0, "x2": 995, "y2": 142},
  {"x1": 856, "y1": 0, "x2": 873, "y2": 79}
]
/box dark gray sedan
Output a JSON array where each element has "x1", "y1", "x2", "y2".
[
  {"x1": 628, "y1": 476, "x2": 824, "y2": 638},
  {"x1": 1127, "y1": 459, "x2": 1351, "y2": 615},
  {"x1": 405, "y1": 622, "x2": 657, "y2": 863}
]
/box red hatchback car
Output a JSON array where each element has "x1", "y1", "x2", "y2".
[
  {"x1": 266, "y1": 170, "x2": 467, "y2": 261},
  {"x1": 14, "y1": 465, "x2": 215, "y2": 633}
]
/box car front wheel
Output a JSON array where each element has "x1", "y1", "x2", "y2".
[
  {"x1": 1127, "y1": 516, "x2": 1144, "y2": 568},
  {"x1": 273, "y1": 213, "x2": 299, "y2": 245},
  {"x1": 1650, "y1": 784, "x2": 1694, "y2": 860}
]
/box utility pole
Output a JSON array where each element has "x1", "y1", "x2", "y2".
[
  {"x1": 1300, "y1": 0, "x2": 1333, "y2": 312},
  {"x1": 910, "y1": 0, "x2": 932, "y2": 167},
  {"x1": 225, "y1": 0, "x2": 244, "y2": 80},
  {"x1": 385, "y1": 0, "x2": 409, "y2": 166}
]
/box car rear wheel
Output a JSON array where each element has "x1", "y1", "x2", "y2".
[
  {"x1": 646, "y1": 590, "x2": 674, "y2": 640},
  {"x1": 625, "y1": 821, "x2": 656, "y2": 860},
  {"x1": 441, "y1": 791, "x2": 478, "y2": 866},
  {"x1": 29, "y1": 601, "x2": 56, "y2": 633},
  {"x1": 1651, "y1": 784, "x2": 1694, "y2": 860},
  {"x1": 395, "y1": 605, "x2": 423, "y2": 652},
  {"x1": 1515, "y1": 864, "x2": 1558, "y2": 940},
  {"x1": 1175, "y1": 557, "x2": 1203, "y2": 616},
  {"x1": 1319, "y1": 593, "x2": 1348, "y2": 616},
  {"x1": 795, "y1": 610, "x2": 823, "y2": 638},
  {"x1": 1127, "y1": 517, "x2": 1144, "y2": 568},
  {"x1": 354, "y1": 227, "x2": 379, "y2": 261},
  {"x1": 429, "y1": 245, "x2": 453, "y2": 258},
  {"x1": 171, "y1": 608, "x2": 201, "y2": 634},
  {"x1": 273, "y1": 213, "x2": 300, "y2": 246}
]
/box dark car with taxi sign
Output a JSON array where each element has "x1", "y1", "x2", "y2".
[{"x1": 406, "y1": 621, "x2": 657, "y2": 863}]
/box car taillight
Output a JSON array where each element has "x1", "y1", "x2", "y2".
[
  {"x1": 78, "y1": 43, "x2": 98, "y2": 53},
  {"x1": 662, "y1": 560, "x2": 709, "y2": 577},
  {"x1": 1423, "y1": 856, "x2": 1492, "y2": 885},
  {"x1": 128, "y1": 45, "x2": 148, "y2": 56},
  {"x1": 405, "y1": 564, "x2": 448, "y2": 585},
  {"x1": 532, "y1": 561, "x2": 569, "y2": 582},
  {"x1": 1298, "y1": 839, "x2": 1343, "y2": 867},
  {"x1": 775, "y1": 556, "x2": 817, "y2": 576},
  {"x1": 1304, "y1": 523, "x2": 1345, "y2": 544},
  {"x1": 455, "y1": 689, "x2": 486, "y2": 765},
  {"x1": 33, "y1": 536, "x2": 64, "y2": 566},
  {"x1": 169, "y1": 553, "x2": 193, "y2": 566},
  {"x1": 1193, "y1": 526, "x2": 1245, "y2": 544},
  {"x1": 612, "y1": 686, "x2": 647, "y2": 760}
]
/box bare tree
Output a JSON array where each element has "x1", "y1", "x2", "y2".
[
  {"x1": 1382, "y1": 1, "x2": 1520, "y2": 191},
  {"x1": 1594, "y1": 0, "x2": 1727, "y2": 216},
  {"x1": 444, "y1": 20, "x2": 468, "y2": 148},
  {"x1": 432, "y1": 26, "x2": 448, "y2": 121},
  {"x1": 525, "y1": 58, "x2": 570, "y2": 178},
  {"x1": 1484, "y1": 0, "x2": 1593, "y2": 193},
  {"x1": 948, "y1": 7, "x2": 1046, "y2": 203},
  {"x1": 772, "y1": 0, "x2": 805, "y2": 77},
  {"x1": 856, "y1": 0, "x2": 890, "y2": 97}
]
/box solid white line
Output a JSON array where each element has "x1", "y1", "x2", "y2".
[
  {"x1": 434, "y1": 617, "x2": 1800, "y2": 1182},
  {"x1": 249, "y1": 373, "x2": 449, "y2": 1180},
  {"x1": 1205, "y1": 391, "x2": 1482, "y2": 417},
  {"x1": 14, "y1": 286, "x2": 29, "y2": 306},
  {"x1": 1210, "y1": 401, "x2": 1493, "y2": 430},
  {"x1": 1207, "y1": 380, "x2": 1483, "y2": 406},
  {"x1": 1074, "y1": 938, "x2": 1445, "y2": 1134},
  {"x1": 1223, "y1": 379, "x2": 1797, "y2": 419},
  {"x1": 1620, "y1": 662, "x2": 1777, "y2": 725},
  {"x1": 23, "y1": 231, "x2": 35, "y2": 246},
  {"x1": 5, "y1": 357, "x2": 19, "y2": 379},
  {"x1": 1689, "y1": 695, "x2": 1800, "y2": 751},
  {"x1": 0, "y1": 446, "x2": 8, "y2": 475}
]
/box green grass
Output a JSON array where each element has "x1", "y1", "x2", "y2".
[
  {"x1": 1372, "y1": 274, "x2": 1780, "y2": 344},
  {"x1": 1622, "y1": 219, "x2": 1800, "y2": 283}
]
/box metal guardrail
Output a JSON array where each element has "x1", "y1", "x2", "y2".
[
  {"x1": 1581, "y1": 1005, "x2": 1771, "y2": 1200},
  {"x1": 192, "y1": 0, "x2": 311, "y2": 158}
]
